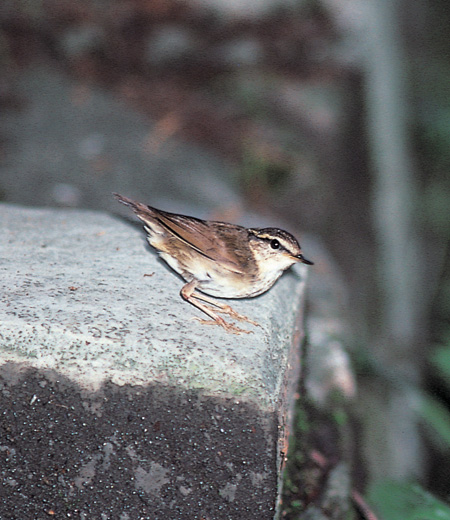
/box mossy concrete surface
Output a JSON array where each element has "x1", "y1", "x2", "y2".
[{"x1": 0, "y1": 202, "x2": 308, "y2": 519}]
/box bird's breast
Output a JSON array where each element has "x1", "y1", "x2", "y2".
[
  {"x1": 196, "y1": 267, "x2": 284, "y2": 299},
  {"x1": 155, "y1": 242, "x2": 284, "y2": 299}
]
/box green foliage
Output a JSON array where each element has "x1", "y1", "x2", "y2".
[
  {"x1": 423, "y1": 180, "x2": 450, "y2": 235},
  {"x1": 417, "y1": 393, "x2": 450, "y2": 448},
  {"x1": 332, "y1": 407, "x2": 348, "y2": 427},
  {"x1": 368, "y1": 480, "x2": 450, "y2": 520},
  {"x1": 431, "y1": 335, "x2": 450, "y2": 386},
  {"x1": 435, "y1": 282, "x2": 450, "y2": 322},
  {"x1": 416, "y1": 335, "x2": 450, "y2": 449}
]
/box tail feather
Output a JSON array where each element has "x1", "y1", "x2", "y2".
[{"x1": 113, "y1": 193, "x2": 151, "y2": 215}]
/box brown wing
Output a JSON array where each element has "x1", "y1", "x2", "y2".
[
  {"x1": 114, "y1": 193, "x2": 246, "y2": 274},
  {"x1": 154, "y1": 210, "x2": 246, "y2": 274}
]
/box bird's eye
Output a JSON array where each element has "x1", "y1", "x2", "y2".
[{"x1": 270, "y1": 239, "x2": 280, "y2": 250}]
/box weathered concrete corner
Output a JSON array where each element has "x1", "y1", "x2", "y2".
[{"x1": 0, "y1": 202, "x2": 308, "y2": 519}]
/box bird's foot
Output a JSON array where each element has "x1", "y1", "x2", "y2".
[
  {"x1": 215, "y1": 304, "x2": 260, "y2": 328},
  {"x1": 192, "y1": 316, "x2": 253, "y2": 335}
]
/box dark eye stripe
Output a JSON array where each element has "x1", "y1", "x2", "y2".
[{"x1": 250, "y1": 229, "x2": 295, "y2": 254}]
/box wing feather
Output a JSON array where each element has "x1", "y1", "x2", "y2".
[
  {"x1": 114, "y1": 193, "x2": 247, "y2": 275},
  {"x1": 154, "y1": 210, "x2": 245, "y2": 274}
]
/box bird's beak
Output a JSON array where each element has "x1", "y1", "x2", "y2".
[{"x1": 296, "y1": 254, "x2": 314, "y2": 265}]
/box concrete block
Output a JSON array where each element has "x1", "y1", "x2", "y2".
[{"x1": 0, "y1": 203, "x2": 309, "y2": 519}]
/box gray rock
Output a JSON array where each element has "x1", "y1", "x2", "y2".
[
  {"x1": 1, "y1": 203, "x2": 308, "y2": 399},
  {"x1": 0, "y1": 202, "x2": 309, "y2": 518}
]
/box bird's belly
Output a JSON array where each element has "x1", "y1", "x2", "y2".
[
  {"x1": 158, "y1": 250, "x2": 282, "y2": 299},
  {"x1": 197, "y1": 269, "x2": 283, "y2": 299},
  {"x1": 196, "y1": 277, "x2": 249, "y2": 298}
]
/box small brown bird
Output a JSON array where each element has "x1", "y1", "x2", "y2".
[{"x1": 114, "y1": 193, "x2": 313, "y2": 334}]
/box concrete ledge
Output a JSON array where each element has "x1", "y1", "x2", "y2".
[{"x1": 0, "y1": 202, "x2": 309, "y2": 519}]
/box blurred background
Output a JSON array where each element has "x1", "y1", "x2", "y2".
[{"x1": 1, "y1": 0, "x2": 449, "y2": 517}]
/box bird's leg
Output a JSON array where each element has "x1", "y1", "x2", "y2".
[
  {"x1": 180, "y1": 281, "x2": 255, "y2": 334},
  {"x1": 190, "y1": 291, "x2": 260, "y2": 327}
]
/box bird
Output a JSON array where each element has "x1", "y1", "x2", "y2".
[{"x1": 114, "y1": 193, "x2": 313, "y2": 334}]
